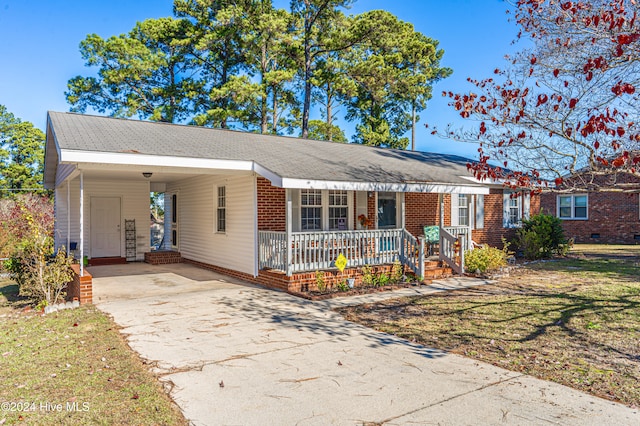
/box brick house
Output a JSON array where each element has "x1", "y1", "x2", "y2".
[
  {"x1": 540, "y1": 172, "x2": 640, "y2": 244},
  {"x1": 44, "y1": 112, "x2": 535, "y2": 297}
]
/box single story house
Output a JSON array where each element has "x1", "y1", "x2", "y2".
[
  {"x1": 540, "y1": 172, "x2": 640, "y2": 244},
  {"x1": 44, "y1": 112, "x2": 537, "y2": 301}
]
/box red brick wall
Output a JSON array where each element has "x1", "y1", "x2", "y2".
[
  {"x1": 540, "y1": 191, "x2": 640, "y2": 243},
  {"x1": 404, "y1": 193, "x2": 440, "y2": 238},
  {"x1": 257, "y1": 177, "x2": 286, "y2": 231},
  {"x1": 407, "y1": 190, "x2": 541, "y2": 248}
]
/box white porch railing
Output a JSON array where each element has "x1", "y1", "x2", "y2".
[
  {"x1": 258, "y1": 229, "x2": 425, "y2": 276},
  {"x1": 258, "y1": 231, "x2": 287, "y2": 272},
  {"x1": 439, "y1": 227, "x2": 466, "y2": 275},
  {"x1": 443, "y1": 226, "x2": 472, "y2": 254}
]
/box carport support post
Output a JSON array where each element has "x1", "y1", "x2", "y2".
[
  {"x1": 286, "y1": 197, "x2": 292, "y2": 276},
  {"x1": 80, "y1": 172, "x2": 84, "y2": 276}
]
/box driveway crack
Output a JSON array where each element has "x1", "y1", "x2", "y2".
[{"x1": 376, "y1": 373, "x2": 526, "y2": 425}]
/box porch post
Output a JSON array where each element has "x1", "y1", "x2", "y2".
[
  {"x1": 79, "y1": 172, "x2": 84, "y2": 276},
  {"x1": 418, "y1": 236, "x2": 425, "y2": 280},
  {"x1": 66, "y1": 181, "x2": 70, "y2": 252},
  {"x1": 438, "y1": 193, "x2": 444, "y2": 228},
  {"x1": 286, "y1": 190, "x2": 292, "y2": 276}
]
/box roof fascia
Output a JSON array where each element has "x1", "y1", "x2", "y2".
[{"x1": 280, "y1": 178, "x2": 490, "y2": 194}]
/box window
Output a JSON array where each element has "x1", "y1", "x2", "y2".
[
  {"x1": 503, "y1": 191, "x2": 530, "y2": 228},
  {"x1": 509, "y1": 197, "x2": 520, "y2": 225},
  {"x1": 558, "y1": 195, "x2": 587, "y2": 219},
  {"x1": 217, "y1": 186, "x2": 226, "y2": 232},
  {"x1": 458, "y1": 194, "x2": 470, "y2": 226},
  {"x1": 301, "y1": 189, "x2": 322, "y2": 230},
  {"x1": 328, "y1": 190, "x2": 348, "y2": 230}
]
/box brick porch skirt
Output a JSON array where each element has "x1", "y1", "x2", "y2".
[{"x1": 183, "y1": 257, "x2": 405, "y2": 293}]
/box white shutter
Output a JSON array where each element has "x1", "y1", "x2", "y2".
[
  {"x1": 450, "y1": 194, "x2": 459, "y2": 226},
  {"x1": 291, "y1": 189, "x2": 300, "y2": 232},
  {"x1": 503, "y1": 191, "x2": 510, "y2": 228},
  {"x1": 475, "y1": 194, "x2": 484, "y2": 229},
  {"x1": 355, "y1": 192, "x2": 368, "y2": 229},
  {"x1": 523, "y1": 193, "x2": 531, "y2": 220}
]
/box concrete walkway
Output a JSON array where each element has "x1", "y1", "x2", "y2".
[{"x1": 92, "y1": 263, "x2": 638, "y2": 425}]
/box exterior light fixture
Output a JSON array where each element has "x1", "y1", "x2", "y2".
[{"x1": 142, "y1": 172, "x2": 153, "y2": 178}]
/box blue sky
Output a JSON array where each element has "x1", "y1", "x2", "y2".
[{"x1": 0, "y1": 0, "x2": 520, "y2": 158}]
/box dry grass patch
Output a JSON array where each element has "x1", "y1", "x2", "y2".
[
  {"x1": 0, "y1": 278, "x2": 187, "y2": 425},
  {"x1": 339, "y1": 245, "x2": 640, "y2": 407}
]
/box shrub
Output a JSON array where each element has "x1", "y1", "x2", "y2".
[
  {"x1": 390, "y1": 260, "x2": 403, "y2": 283},
  {"x1": 361, "y1": 265, "x2": 375, "y2": 287},
  {"x1": 464, "y1": 245, "x2": 507, "y2": 275},
  {"x1": 377, "y1": 272, "x2": 390, "y2": 287},
  {"x1": 517, "y1": 212, "x2": 569, "y2": 260},
  {"x1": 336, "y1": 280, "x2": 350, "y2": 292},
  {"x1": 315, "y1": 270, "x2": 326, "y2": 292},
  {"x1": 3, "y1": 194, "x2": 74, "y2": 305}
]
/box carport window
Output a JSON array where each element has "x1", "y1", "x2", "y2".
[{"x1": 217, "y1": 186, "x2": 226, "y2": 233}]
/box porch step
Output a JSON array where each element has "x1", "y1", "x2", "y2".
[
  {"x1": 144, "y1": 250, "x2": 182, "y2": 265},
  {"x1": 87, "y1": 257, "x2": 127, "y2": 266},
  {"x1": 422, "y1": 260, "x2": 453, "y2": 281}
]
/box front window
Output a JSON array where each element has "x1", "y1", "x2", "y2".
[
  {"x1": 217, "y1": 186, "x2": 226, "y2": 232},
  {"x1": 558, "y1": 195, "x2": 588, "y2": 219},
  {"x1": 328, "y1": 190, "x2": 348, "y2": 230},
  {"x1": 458, "y1": 194, "x2": 469, "y2": 226},
  {"x1": 301, "y1": 189, "x2": 322, "y2": 230}
]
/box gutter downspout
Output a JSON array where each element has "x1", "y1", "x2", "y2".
[{"x1": 79, "y1": 172, "x2": 84, "y2": 276}]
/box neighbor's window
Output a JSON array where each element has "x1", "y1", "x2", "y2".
[
  {"x1": 328, "y1": 190, "x2": 348, "y2": 230},
  {"x1": 301, "y1": 189, "x2": 322, "y2": 230},
  {"x1": 458, "y1": 194, "x2": 470, "y2": 226},
  {"x1": 217, "y1": 186, "x2": 226, "y2": 232},
  {"x1": 558, "y1": 195, "x2": 587, "y2": 219}
]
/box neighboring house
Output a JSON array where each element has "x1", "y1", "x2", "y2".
[
  {"x1": 540, "y1": 172, "x2": 640, "y2": 244},
  {"x1": 44, "y1": 112, "x2": 536, "y2": 294}
]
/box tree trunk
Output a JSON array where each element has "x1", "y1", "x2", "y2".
[
  {"x1": 272, "y1": 85, "x2": 278, "y2": 134},
  {"x1": 411, "y1": 101, "x2": 417, "y2": 151},
  {"x1": 326, "y1": 82, "x2": 333, "y2": 141},
  {"x1": 301, "y1": 30, "x2": 312, "y2": 138}
]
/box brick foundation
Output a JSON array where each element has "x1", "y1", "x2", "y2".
[
  {"x1": 66, "y1": 264, "x2": 93, "y2": 305},
  {"x1": 144, "y1": 251, "x2": 183, "y2": 265},
  {"x1": 184, "y1": 257, "x2": 449, "y2": 294}
]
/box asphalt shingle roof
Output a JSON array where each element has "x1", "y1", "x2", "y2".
[{"x1": 47, "y1": 111, "x2": 482, "y2": 187}]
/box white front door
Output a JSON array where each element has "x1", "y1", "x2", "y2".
[{"x1": 91, "y1": 197, "x2": 121, "y2": 258}]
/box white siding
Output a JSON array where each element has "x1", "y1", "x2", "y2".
[
  {"x1": 165, "y1": 174, "x2": 256, "y2": 276},
  {"x1": 55, "y1": 164, "x2": 76, "y2": 188},
  {"x1": 55, "y1": 177, "x2": 150, "y2": 261}
]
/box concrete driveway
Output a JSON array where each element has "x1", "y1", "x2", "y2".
[{"x1": 93, "y1": 263, "x2": 638, "y2": 425}]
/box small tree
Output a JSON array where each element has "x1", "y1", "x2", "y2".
[
  {"x1": 517, "y1": 212, "x2": 569, "y2": 260},
  {"x1": 4, "y1": 194, "x2": 74, "y2": 305}
]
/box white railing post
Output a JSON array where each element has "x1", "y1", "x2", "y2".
[
  {"x1": 286, "y1": 199, "x2": 293, "y2": 276},
  {"x1": 458, "y1": 235, "x2": 465, "y2": 274},
  {"x1": 418, "y1": 236, "x2": 425, "y2": 280}
]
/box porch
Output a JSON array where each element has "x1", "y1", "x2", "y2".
[{"x1": 258, "y1": 225, "x2": 472, "y2": 280}]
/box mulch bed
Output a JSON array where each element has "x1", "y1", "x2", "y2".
[{"x1": 288, "y1": 282, "x2": 421, "y2": 301}]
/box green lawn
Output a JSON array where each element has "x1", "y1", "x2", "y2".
[
  {"x1": 0, "y1": 279, "x2": 187, "y2": 425},
  {"x1": 339, "y1": 245, "x2": 640, "y2": 407}
]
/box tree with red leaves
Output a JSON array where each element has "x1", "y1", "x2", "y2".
[{"x1": 436, "y1": 0, "x2": 640, "y2": 191}]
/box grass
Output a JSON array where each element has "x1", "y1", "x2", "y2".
[
  {"x1": 0, "y1": 278, "x2": 187, "y2": 425},
  {"x1": 339, "y1": 244, "x2": 640, "y2": 408}
]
